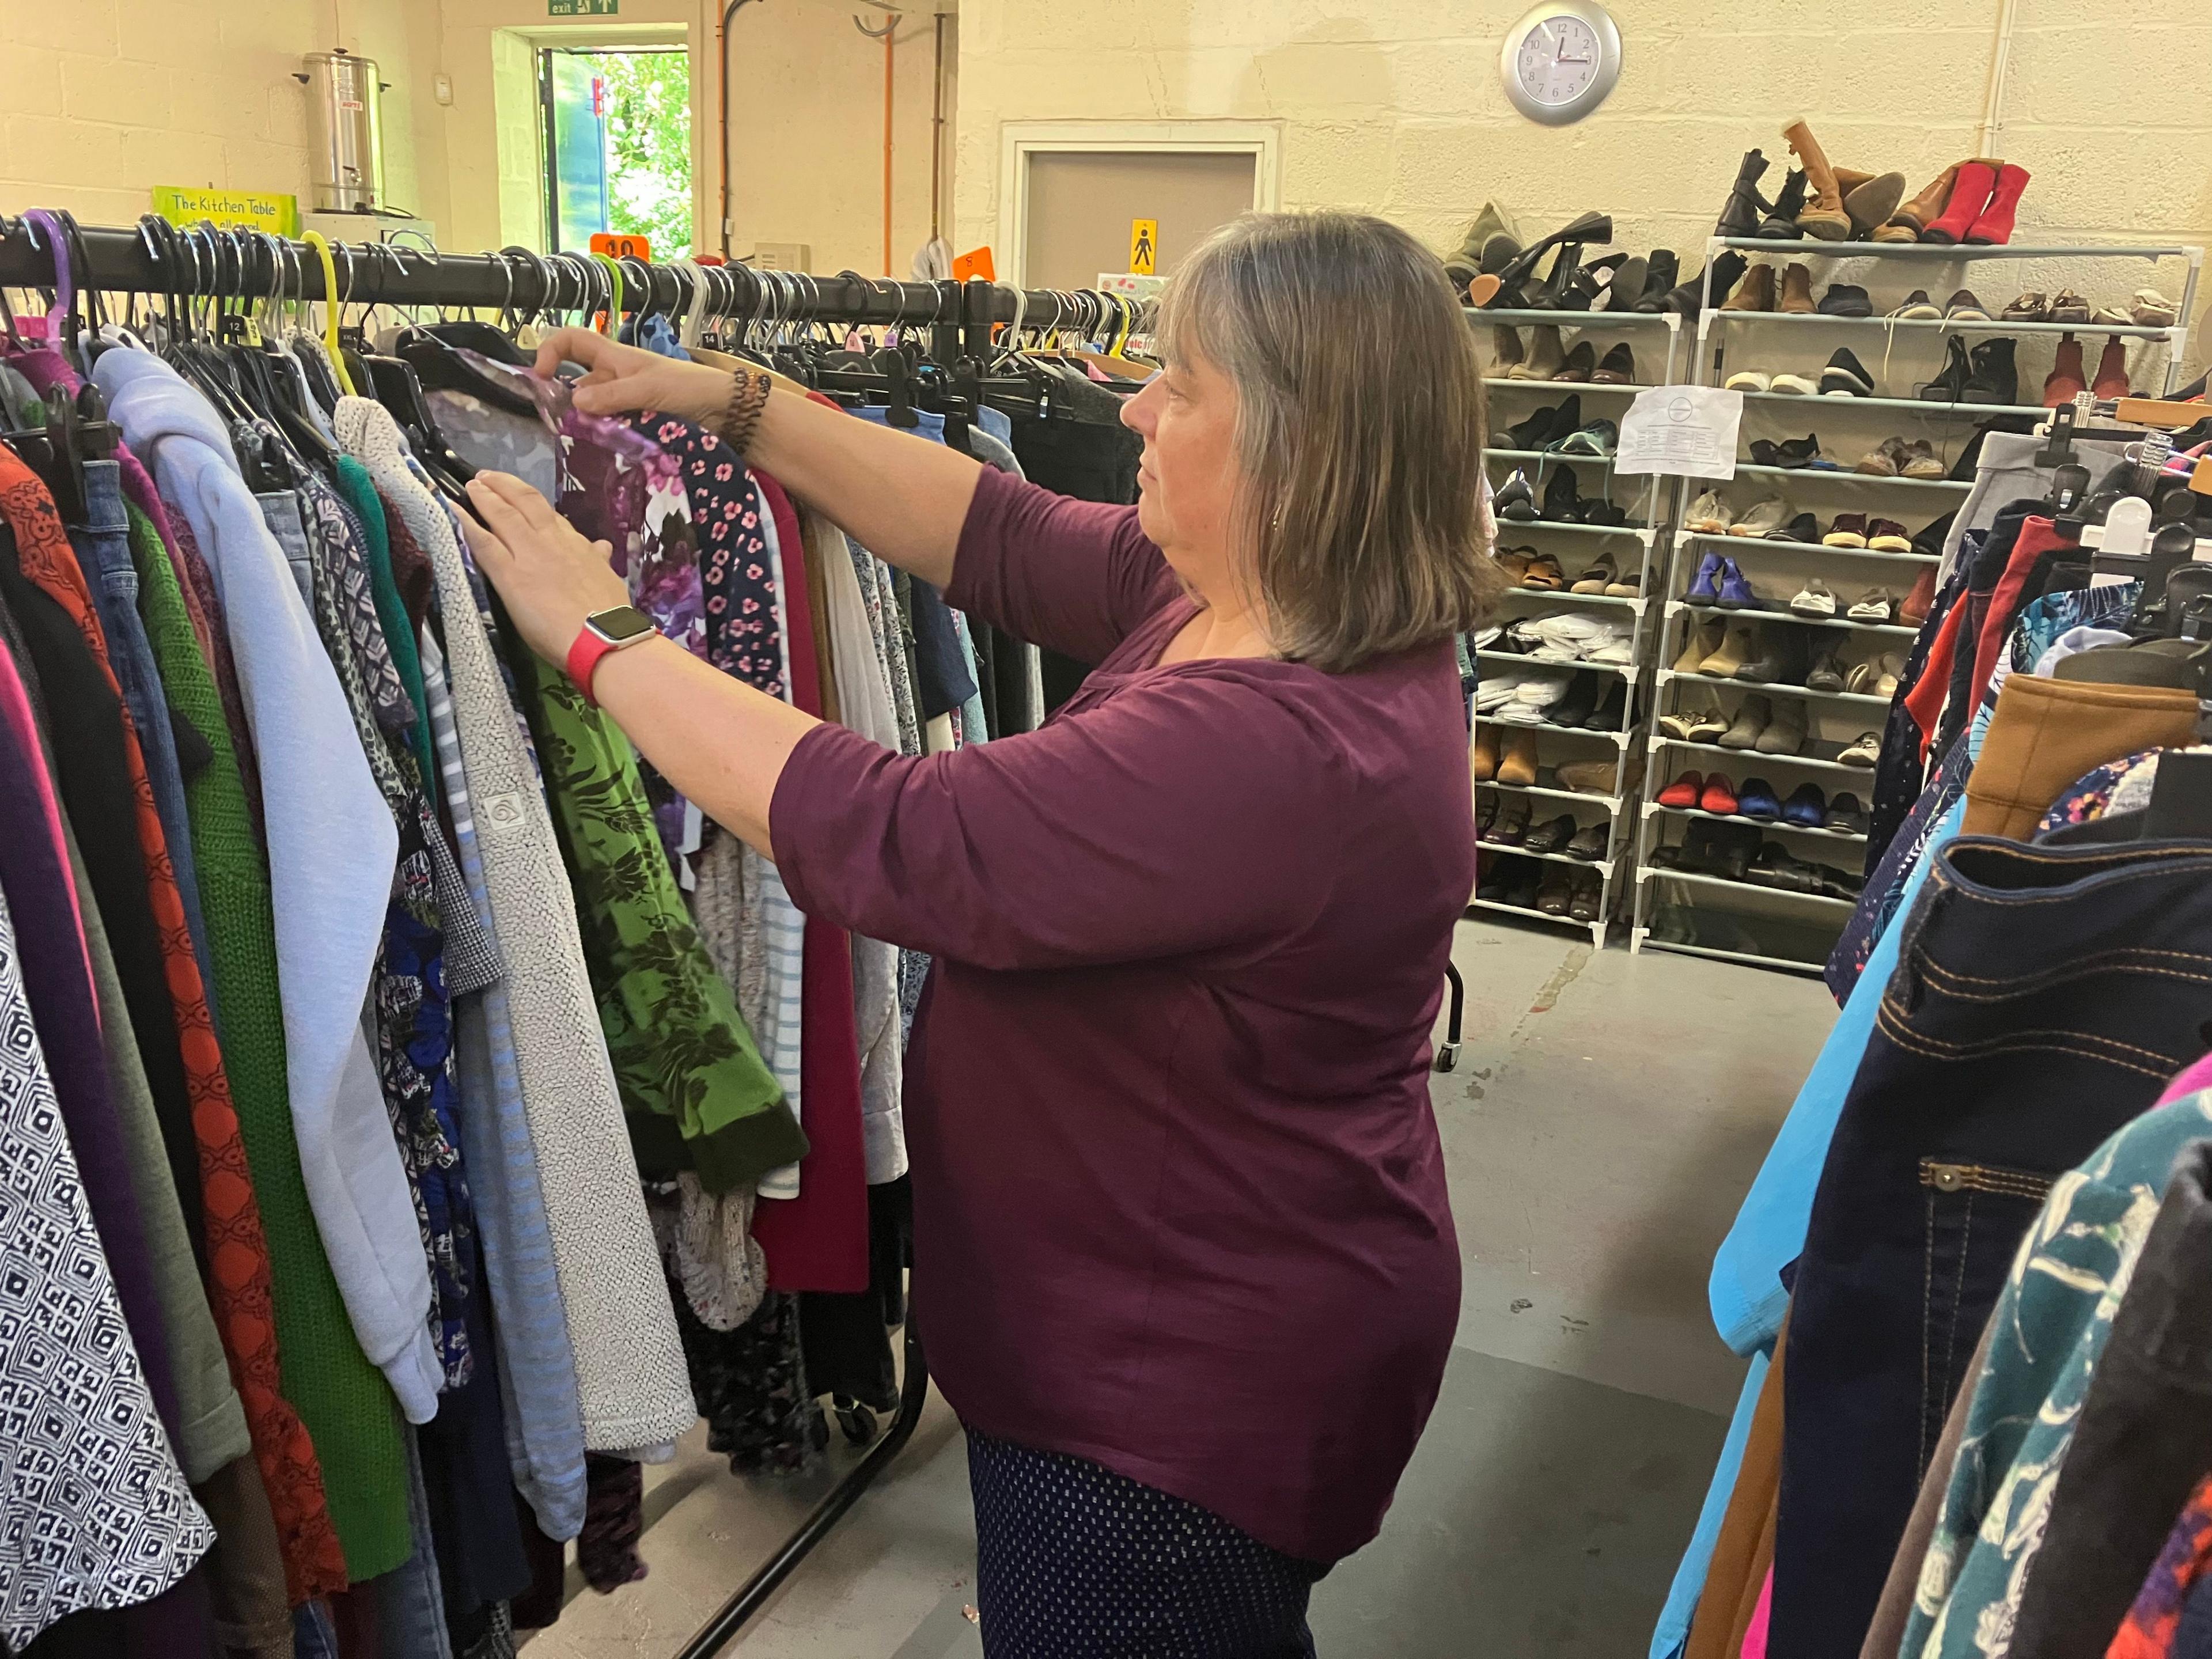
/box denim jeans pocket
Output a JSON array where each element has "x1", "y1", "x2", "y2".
[{"x1": 1916, "y1": 1157, "x2": 2055, "y2": 1476}]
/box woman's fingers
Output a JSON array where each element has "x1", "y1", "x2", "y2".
[
  {"x1": 464, "y1": 475, "x2": 546, "y2": 552},
  {"x1": 533, "y1": 326, "x2": 605, "y2": 380},
  {"x1": 473, "y1": 469, "x2": 566, "y2": 533},
  {"x1": 455, "y1": 511, "x2": 513, "y2": 578}
]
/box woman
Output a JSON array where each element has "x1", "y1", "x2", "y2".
[{"x1": 463, "y1": 210, "x2": 1503, "y2": 1656}]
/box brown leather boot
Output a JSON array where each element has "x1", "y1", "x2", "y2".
[
  {"x1": 1722, "y1": 263, "x2": 1778, "y2": 313},
  {"x1": 1874, "y1": 162, "x2": 1971, "y2": 243},
  {"x1": 1782, "y1": 120, "x2": 1852, "y2": 239},
  {"x1": 1778, "y1": 262, "x2": 1816, "y2": 315}
]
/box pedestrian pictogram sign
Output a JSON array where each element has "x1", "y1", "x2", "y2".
[{"x1": 1129, "y1": 219, "x2": 1158, "y2": 276}]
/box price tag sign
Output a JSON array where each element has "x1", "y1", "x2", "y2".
[
  {"x1": 1129, "y1": 218, "x2": 1158, "y2": 276},
  {"x1": 1615, "y1": 385, "x2": 1743, "y2": 480},
  {"x1": 590, "y1": 233, "x2": 651, "y2": 260}
]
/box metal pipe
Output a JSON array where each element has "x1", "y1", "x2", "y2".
[
  {"x1": 717, "y1": 0, "x2": 766, "y2": 259},
  {"x1": 1976, "y1": 0, "x2": 2020, "y2": 158}
]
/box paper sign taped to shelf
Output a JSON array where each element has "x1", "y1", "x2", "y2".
[{"x1": 1615, "y1": 386, "x2": 1743, "y2": 480}]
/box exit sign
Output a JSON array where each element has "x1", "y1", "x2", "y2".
[{"x1": 549, "y1": 0, "x2": 618, "y2": 14}]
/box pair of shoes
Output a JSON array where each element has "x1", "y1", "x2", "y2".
[
  {"x1": 1748, "y1": 433, "x2": 1832, "y2": 470},
  {"x1": 1569, "y1": 551, "x2": 1643, "y2": 597},
  {"x1": 1532, "y1": 865, "x2": 1605, "y2": 920},
  {"x1": 1729, "y1": 622, "x2": 1810, "y2": 686},
  {"x1": 1944, "y1": 289, "x2": 1991, "y2": 321},
  {"x1": 1524, "y1": 812, "x2": 1612, "y2": 860},
  {"x1": 1727, "y1": 498, "x2": 1791, "y2": 538},
  {"x1": 1504, "y1": 394, "x2": 1583, "y2": 450},
  {"x1": 1842, "y1": 654, "x2": 1905, "y2": 697},
  {"x1": 1445, "y1": 202, "x2": 1519, "y2": 289},
  {"x1": 1490, "y1": 727, "x2": 1539, "y2": 786},
  {"x1": 1478, "y1": 856, "x2": 1544, "y2": 910},
  {"x1": 1472, "y1": 725, "x2": 1500, "y2": 782},
  {"x1": 1917, "y1": 158, "x2": 2032, "y2": 246},
  {"x1": 1730, "y1": 349, "x2": 1874, "y2": 397},
  {"x1": 1823, "y1": 514, "x2": 1913, "y2": 552},
  {"x1": 2044, "y1": 335, "x2": 2134, "y2": 404},
  {"x1": 1888, "y1": 289, "x2": 1945, "y2": 320},
  {"x1": 1716, "y1": 694, "x2": 1779, "y2": 752},
  {"x1": 1657, "y1": 694, "x2": 1730, "y2": 742},
  {"x1": 1856, "y1": 437, "x2": 1945, "y2": 478},
  {"x1": 1838, "y1": 732, "x2": 1883, "y2": 767},
  {"x1": 1918, "y1": 336, "x2": 2020, "y2": 406},
  {"x1": 1684, "y1": 550, "x2": 1760, "y2": 608},
  {"x1": 1789, "y1": 578, "x2": 1837, "y2": 618},
  {"x1": 1658, "y1": 769, "x2": 1730, "y2": 812},
  {"x1": 1846, "y1": 589, "x2": 1895, "y2": 622},
  {"x1": 1827, "y1": 793, "x2": 1869, "y2": 834}
]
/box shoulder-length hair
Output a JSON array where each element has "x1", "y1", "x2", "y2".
[{"x1": 1156, "y1": 210, "x2": 1506, "y2": 673}]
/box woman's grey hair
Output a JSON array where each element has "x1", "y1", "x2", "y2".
[{"x1": 1156, "y1": 210, "x2": 1505, "y2": 673}]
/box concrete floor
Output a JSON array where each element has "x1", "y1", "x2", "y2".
[{"x1": 523, "y1": 917, "x2": 1839, "y2": 1658}]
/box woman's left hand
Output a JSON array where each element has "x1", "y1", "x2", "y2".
[{"x1": 460, "y1": 471, "x2": 631, "y2": 663}]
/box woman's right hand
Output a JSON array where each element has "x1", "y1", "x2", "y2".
[{"x1": 531, "y1": 327, "x2": 733, "y2": 427}]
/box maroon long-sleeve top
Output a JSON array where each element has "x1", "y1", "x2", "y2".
[{"x1": 771, "y1": 465, "x2": 1469, "y2": 1562}]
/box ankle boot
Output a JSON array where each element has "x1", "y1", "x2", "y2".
[
  {"x1": 1919, "y1": 335, "x2": 1971, "y2": 404},
  {"x1": 1967, "y1": 338, "x2": 2018, "y2": 406},
  {"x1": 1722, "y1": 263, "x2": 1777, "y2": 313},
  {"x1": 1598, "y1": 254, "x2": 1647, "y2": 313},
  {"x1": 1921, "y1": 158, "x2": 2000, "y2": 245},
  {"x1": 1490, "y1": 326, "x2": 1525, "y2": 374},
  {"x1": 1717, "y1": 149, "x2": 1770, "y2": 238},
  {"x1": 1527, "y1": 244, "x2": 1586, "y2": 310},
  {"x1": 1629, "y1": 250, "x2": 1681, "y2": 312},
  {"x1": 1511, "y1": 324, "x2": 1567, "y2": 380},
  {"x1": 2093, "y1": 336, "x2": 2131, "y2": 400},
  {"x1": 1541, "y1": 467, "x2": 1585, "y2": 523},
  {"x1": 1781, "y1": 119, "x2": 1853, "y2": 238},
  {"x1": 1755, "y1": 171, "x2": 1808, "y2": 239},
  {"x1": 1444, "y1": 202, "x2": 1516, "y2": 285},
  {"x1": 1877, "y1": 162, "x2": 1961, "y2": 242},
  {"x1": 2043, "y1": 335, "x2": 2087, "y2": 408},
  {"x1": 1834, "y1": 168, "x2": 1907, "y2": 237},
  {"x1": 1965, "y1": 162, "x2": 2030, "y2": 246},
  {"x1": 1662, "y1": 251, "x2": 1748, "y2": 316},
  {"x1": 1778, "y1": 263, "x2": 1816, "y2": 316},
  {"x1": 1560, "y1": 252, "x2": 1627, "y2": 312}
]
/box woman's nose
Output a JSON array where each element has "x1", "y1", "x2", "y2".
[{"x1": 1121, "y1": 378, "x2": 1159, "y2": 436}]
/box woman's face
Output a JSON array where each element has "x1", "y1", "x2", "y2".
[{"x1": 1123, "y1": 345, "x2": 1240, "y2": 572}]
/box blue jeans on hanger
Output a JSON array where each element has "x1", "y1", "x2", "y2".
[
  {"x1": 69, "y1": 456, "x2": 221, "y2": 1032},
  {"x1": 1773, "y1": 831, "x2": 2212, "y2": 1659}
]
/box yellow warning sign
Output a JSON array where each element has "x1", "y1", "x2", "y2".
[{"x1": 1129, "y1": 218, "x2": 1158, "y2": 276}]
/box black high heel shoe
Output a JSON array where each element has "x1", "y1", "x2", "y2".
[
  {"x1": 1526, "y1": 244, "x2": 1586, "y2": 312},
  {"x1": 1472, "y1": 210, "x2": 1613, "y2": 308}
]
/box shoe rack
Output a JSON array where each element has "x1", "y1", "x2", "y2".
[
  {"x1": 1471, "y1": 306, "x2": 1687, "y2": 949},
  {"x1": 1630, "y1": 236, "x2": 2205, "y2": 975}
]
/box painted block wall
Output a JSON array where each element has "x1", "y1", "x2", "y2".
[
  {"x1": 2, "y1": 0, "x2": 952, "y2": 284},
  {"x1": 0, "y1": 0, "x2": 441, "y2": 229},
  {"x1": 955, "y1": 0, "x2": 2212, "y2": 370}
]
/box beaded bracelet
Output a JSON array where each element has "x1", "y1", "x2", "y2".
[{"x1": 714, "y1": 369, "x2": 774, "y2": 456}]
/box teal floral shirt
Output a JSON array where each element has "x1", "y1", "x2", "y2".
[{"x1": 1902, "y1": 1088, "x2": 2212, "y2": 1658}]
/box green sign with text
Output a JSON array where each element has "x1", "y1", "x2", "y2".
[{"x1": 548, "y1": 0, "x2": 618, "y2": 13}]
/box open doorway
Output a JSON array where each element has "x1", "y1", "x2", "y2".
[{"x1": 540, "y1": 44, "x2": 694, "y2": 256}]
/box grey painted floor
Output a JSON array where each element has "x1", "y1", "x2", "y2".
[{"x1": 522, "y1": 918, "x2": 1838, "y2": 1657}]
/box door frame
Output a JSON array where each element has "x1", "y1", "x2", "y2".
[{"x1": 997, "y1": 120, "x2": 1282, "y2": 288}]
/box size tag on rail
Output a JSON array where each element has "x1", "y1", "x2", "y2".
[{"x1": 1615, "y1": 385, "x2": 1742, "y2": 480}]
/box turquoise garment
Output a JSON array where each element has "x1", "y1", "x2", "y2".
[
  {"x1": 1900, "y1": 1090, "x2": 2212, "y2": 1657},
  {"x1": 1647, "y1": 1346, "x2": 1772, "y2": 1659},
  {"x1": 333, "y1": 457, "x2": 439, "y2": 805}
]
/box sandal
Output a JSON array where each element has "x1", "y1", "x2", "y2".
[
  {"x1": 2134, "y1": 288, "x2": 2181, "y2": 327},
  {"x1": 1521, "y1": 552, "x2": 1567, "y2": 590},
  {"x1": 2000, "y1": 291, "x2": 2048, "y2": 321},
  {"x1": 1844, "y1": 660, "x2": 1880, "y2": 695},
  {"x1": 1494, "y1": 548, "x2": 1533, "y2": 584},
  {"x1": 2048, "y1": 289, "x2": 2093, "y2": 324}
]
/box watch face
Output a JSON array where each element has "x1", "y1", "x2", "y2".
[
  {"x1": 1518, "y1": 16, "x2": 1602, "y2": 105},
  {"x1": 589, "y1": 605, "x2": 657, "y2": 645}
]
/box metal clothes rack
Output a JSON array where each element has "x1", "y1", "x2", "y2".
[
  {"x1": 0, "y1": 213, "x2": 1154, "y2": 1658},
  {"x1": 0, "y1": 217, "x2": 1149, "y2": 372}
]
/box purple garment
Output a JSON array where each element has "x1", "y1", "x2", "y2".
[{"x1": 769, "y1": 467, "x2": 1468, "y2": 1564}]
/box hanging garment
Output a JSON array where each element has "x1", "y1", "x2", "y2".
[
  {"x1": 768, "y1": 466, "x2": 1469, "y2": 1565},
  {"x1": 1897, "y1": 1100, "x2": 2212, "y2": 1658},
  {"x1": 2110, "y1": 1475, "x2": 2212, "y2": 1659},
  {"x1": 517, "y1": 655, "x2": 804, "y2": 1190},
  {"x1": 0, "y1": 881, "x2": 216, "y2": 1650},
  {"x1": 335, "y1": 396, "x2": 696, "y2": 1455},
  {"x1": 1960, "y1": 672, "x2": 2199, "y2": 839},
  {"x1": 1686, "y1": 1315, "x2": 1789, "y2": 1659},
  {"x1": 333, "y1": 460, "x2": 440, "y2": 798},
  {"x1": 2003, "y1": 1137, "x2": 2212, "y2": 1658},
  {"x1": 95, "y1": 349, "x2": 445, "y2": 1424},
  {"x1": 419, "y1": 634, "x2": 589, "y2": 1543},
  {"x1": 1775, "y1": 836, "x2": 2212, "y2": 1659},
  {"x1": 128, "y1": 502, "x2": 394, "y2": 1586}
]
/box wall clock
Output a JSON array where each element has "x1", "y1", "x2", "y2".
[{"x1": 1501, "y1": 1, "x2": 1623, "y2": 126}]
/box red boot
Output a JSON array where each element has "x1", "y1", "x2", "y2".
[
  {"x1": 2043, "y1": 334, "x2": 2086, "y2": 408},
  {"x1": 2092, "y1": 336, "x2": 2131, "y2": 400},
  {"x1": 1921, "y1": 158, "x2": 1998, "y2": 245},
  {"x1": 1965, "y1": 163, "x2": 2030, "y2": 245}
]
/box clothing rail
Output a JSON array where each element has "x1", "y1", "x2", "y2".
[
  {"x1": 0, "y1": 216, "x2": 1150, "y2": 367},
  {"x1": 0, "y1": 207, "x2": 967, "y2": 1659}
]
